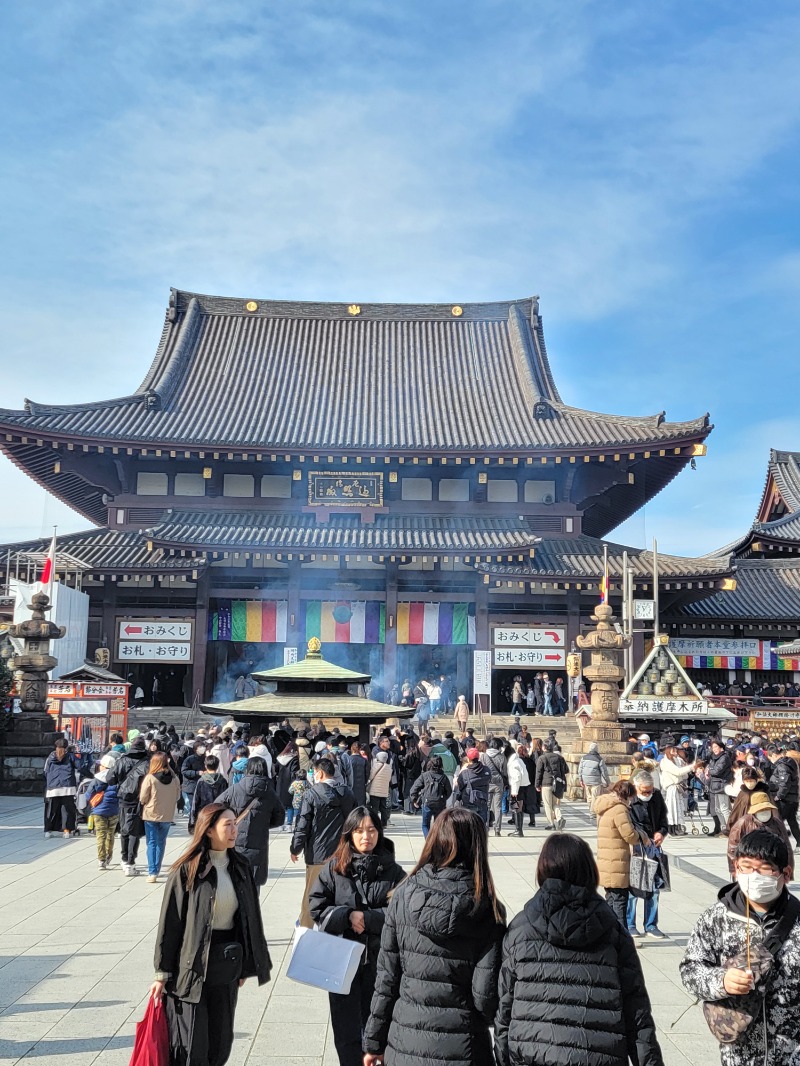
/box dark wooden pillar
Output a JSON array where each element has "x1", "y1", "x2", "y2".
[
  {"x1": 475, "y1": 577, "x2": 490, "y2": 648},
  {"x1": 288, "y1": 574, "x2": 301, "y2": 654},
  {"x1": 191, "y1": 569, "x2": 211, "y2": 703}
]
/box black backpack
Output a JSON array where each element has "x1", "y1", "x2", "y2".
[
  {"x1": 420, "y1": 773, "x2": 448, "y2": 810},
  {"x1": 117, "y1": 759, "x2": 148, "y2": 803}
]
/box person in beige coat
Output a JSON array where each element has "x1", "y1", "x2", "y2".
[
  {"x1": 139, "y1": 752, "x2": 181, "y2": 882},
  {"x1": 367, "y1": 751, "x2": 394, "y2": 827},
  {"x1": 453, "y1": 695, "x2": 469, "y2": 732},
  {"x1": 593, "y1": 780, "x2": 649, "y2": 929}
]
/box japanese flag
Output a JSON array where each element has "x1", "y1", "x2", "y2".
[{"x1": 39, "y1": 534, "x2": 56, "y2": 588}]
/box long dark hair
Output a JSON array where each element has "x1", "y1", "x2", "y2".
[
  {"x1": 171, "y1": 804, "x2": 234, "y2": 890},
  {"x1": 331, "y1": 806, "x2": 384, "y2": 874},
  {"x1": 411, "y1": 807, "x2": 503, "y2": 923}
]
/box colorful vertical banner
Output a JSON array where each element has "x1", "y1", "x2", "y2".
[
  {"x1": 302, "y1": 601, "x2": 385, "y2": 644},
  {"x1": 208, "y1": 600, "x2": 288, "y2": 642},
  {"x1": 396, "y1": 602, "x2": 476, "y2": 645}
]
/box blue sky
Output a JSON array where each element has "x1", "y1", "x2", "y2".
[{"x1": 1, "y1": 1, "x2": 798, "y2": 555}]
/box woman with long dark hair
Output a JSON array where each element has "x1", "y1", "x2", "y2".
[
  {"x1": 150, "y1": 804, "x2": 271, "y2": 1066},
  {"x1": 363, "y1": 807, "x2": 506, "y2": 1066},
  {"x1": 308, "y1": 806, "x2": 405, "y2": 1066},
  {"x1": 494, "y1": 834, "x2": 663, "y2": 1066}
]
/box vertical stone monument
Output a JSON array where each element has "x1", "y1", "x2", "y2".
[
  {"x1": 566, "y1": 602, "x2": 633, "y2": 792},
  {"x1": 0, "y1": 591, "x2": 66, "y2": 794}
]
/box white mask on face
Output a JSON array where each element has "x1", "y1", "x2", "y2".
[
  {"x1": 737, "y1": 871, "x2": 782, "y2": 905},
  {"x1": 754, "y1": 810, "x2": 773, "y2": 824},
  {"x1": 638, "y1": 793, "x2": 653, "y2": 803}
]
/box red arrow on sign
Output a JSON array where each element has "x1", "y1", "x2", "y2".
[
  {"x1": 124, "y1": 625, "x2": 142, "y2": 635},
  {"x1": 545, "y1": 631, "x2": 562, "y2": 644},
  {"x1": 545, "y1": 654, "x2": 562, "y2": 661}
]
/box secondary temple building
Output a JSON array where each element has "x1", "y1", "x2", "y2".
[{"x1": 0, "y1": 290, "x2": 796, "y2": 708}]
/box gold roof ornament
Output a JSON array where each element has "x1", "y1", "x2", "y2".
[
  {"x1": 307, "y1": 636, "x2": 322, "y2": 654},
  {"x1": 348, "y1": 305, "x2": 361, "y2": 316},
  {"x1": 452, "y1": 306, "x2": 463, "y2": 317},
  {"x1": 245, "y1": 301, "x2": 258, "y2": 312}
]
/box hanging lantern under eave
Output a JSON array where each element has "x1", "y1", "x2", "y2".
[{"x1": 566, "y1": 651, "x2": 582, "y2": 678}]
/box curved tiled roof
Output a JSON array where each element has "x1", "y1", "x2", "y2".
[
  {"x1": 146, "y1": 510, "x2": 538, "y2": 555},
  {"x1": 0, "y1": 289, "x2": 711, "y2": 454},
  {"x1": 0, "y1": 527, "x2": 197, "y2": 574},
  {"x1": 477, "y1": 535, "x2": 732, "y2": 581},
  {"x1": 762, "y1": 449, "x2": 800, "y2": 516},
  {"x1": 680, "y1": 558, "x2": 800, "y2": 620}
]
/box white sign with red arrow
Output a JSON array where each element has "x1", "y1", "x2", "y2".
[
  {"x1": 493, "y1": 648, "x2": 567, "y2": 667},
  {"x1": 117, "y1": 619, "x2": 193, "y2": 642},
  {"x1": 492, "y1": 627, "x2": 565, "y2": 648}
]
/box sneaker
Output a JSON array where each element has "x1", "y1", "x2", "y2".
[
  {"x1": 647, "y1": 928, "x2": 667, "y2": 940},
  {"x1": 147, "y1": 875, "x2": 158, "y2": 883},
  {"x1": 628, "y1": 927, "x2": 644, "y2": 938},
  {"x1": 63, "y1": 830, "x2": 72, "y2": 839},
  {"x1": 44, "y1": 832, "x2": 53, "y2": 839},
  {"x1": 98, "y1": 860, "x2": 106, "y2": 870},
  {"x1": 544, "y1": 824, "x2": 555, "y2": 831}
]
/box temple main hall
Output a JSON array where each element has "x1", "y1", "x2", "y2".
[{"x1": 0, "y1": 290, "x2": 796, "y2": 708}]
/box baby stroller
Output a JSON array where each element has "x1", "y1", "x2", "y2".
[{"x1": 686, "y1": 778, "x2": 710, "y2": 835}]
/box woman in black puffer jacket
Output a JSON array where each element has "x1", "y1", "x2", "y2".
[
  {"x1": 494, "y1": 833, "x2": 663, "y2": 1066},
  {"x1": 363, "y1": 807, "x2": 506, "y2": 1066},
  {"x1": 309, "y1": 806, "x2": 405, "y2": 1066}
]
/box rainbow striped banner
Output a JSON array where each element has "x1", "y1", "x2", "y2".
[
  {"x1": 677, "y1": 648, "x2": 800, "y2": 672},
  {"x1": 208, "y1": 600, "x2": 288, "y2": 642},
  {"x1": 396, "y1": 602, "x2": 476, "y2": 646},
  {"x1": 303, "y1": 601, "x2": 385, "y2": 644}
]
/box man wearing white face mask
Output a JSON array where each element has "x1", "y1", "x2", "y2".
[
  {"x1": 680, "y1": 830, "x2": 800, "y2": 1066},
  {"x1": 627, "y1": 772, "x2": 669, "y2": 939}
]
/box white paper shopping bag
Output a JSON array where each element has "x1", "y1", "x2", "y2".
[{"x1": 287, "y1": 926, "x2": 365, "y2": 995}]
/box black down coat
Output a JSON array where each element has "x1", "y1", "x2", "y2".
[
  {"x1": 290, "y1": 781, "x2": 356, "y2": 865},
  {"x1": 494, "y1": 879, "x2": 663, "y2": 1066},
  {"x1": 217, "y1": 775, "x2": 284, "y2": 886},
  {"x1": 308, "y1": 841, "x2": 406, "y2": 975},
  {"x1": 363, "y1": 864, "x2": 506, "y2": 1066}
]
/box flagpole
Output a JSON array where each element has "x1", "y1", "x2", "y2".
[
  {"x1": 47, "y1": 526, "x2": 57, "y2": 603},
  {"x1": 652, "y1": 537, "x2": 659, "y2": 640}
]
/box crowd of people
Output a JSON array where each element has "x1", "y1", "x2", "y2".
[{"x1": 39, "y1": 715, "x2": 800, "y2": 1066}]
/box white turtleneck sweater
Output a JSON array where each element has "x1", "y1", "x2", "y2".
[{"x1": 209, "y1": 850, "x2": 239, "y2": 931}]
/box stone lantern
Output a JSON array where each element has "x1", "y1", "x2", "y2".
[
  {"x1": 566, "y1": 602, "x2": 634, "y2": 792},
  {"x1": 0, "y1": 591, "x2": 66, "y2": 794}
]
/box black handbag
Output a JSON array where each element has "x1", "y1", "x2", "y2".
[{"x1": 205, "y1": 941, "x2": 243, "y2": 987}]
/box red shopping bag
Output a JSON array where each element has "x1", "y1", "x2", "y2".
[{"x1": 129, "y1": 996, "x2": 169, "y2": 1066}]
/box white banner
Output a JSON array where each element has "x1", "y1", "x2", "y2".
[
  {"x1": 494, "y1": 648, "x2": 566, "y2": 667},
  {"x1": 118, "y1": 619, "x2": 193, "y2": 642},
  {"x1": 492, "y1": 627, "x2": 565, "y2": 648},
  {"x1": 284, "y1": 647, "x2": 299, "y2": 665},
  {"x1": 619, "y1": 697, "x2": 711, "y2": 717},
  {"x1": 669, "y1": 637, "x2": 760, "y2": 658},
  {"x1": 473, "y1": 651, "x2": 491, "y2": 694},
  {"x1": 117, "y1": 641, "x2": 192, "y2": 662}
]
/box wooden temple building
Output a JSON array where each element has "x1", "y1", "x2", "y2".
[{"x1": 0, "y1": 290, "x2": 795, "y2": 709}]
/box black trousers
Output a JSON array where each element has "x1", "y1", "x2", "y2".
[
  {"x1": 44, "y1": 797, "x2": 76, "y2": 832},
  {"x1": 605, "y1": 887, "x2": 629, "y2": 929},
  {"x1": 329, "y1": 966, "x2": 373, "y2": 1066},
  {"x1": 166, "y1": 939, "x2": 242, "y2": 1066},
  {"x1": 120, "y1": 833, "x2": 141, "y2": 865},
  {"x1": 779, "y1": 801, "x2": 800, "y2": 847}
]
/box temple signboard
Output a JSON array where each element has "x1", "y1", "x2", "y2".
[
  {"x1": 308, "y1": 472, "x2": 383, "y2": 507},
  {"x1": 494, "y1": 648, "x2": 566, "y2": 667},
  {"x1": 493, "y1": 626, "x2": 565, "y2": 647}
]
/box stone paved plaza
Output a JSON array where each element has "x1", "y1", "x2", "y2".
[{"x1": 2, "y1": 793, "x2": 784, "y2": 1066}]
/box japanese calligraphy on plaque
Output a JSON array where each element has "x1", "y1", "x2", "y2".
[{"x1": 308, "y1": 472, "x2": 383, "y2": 506}]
